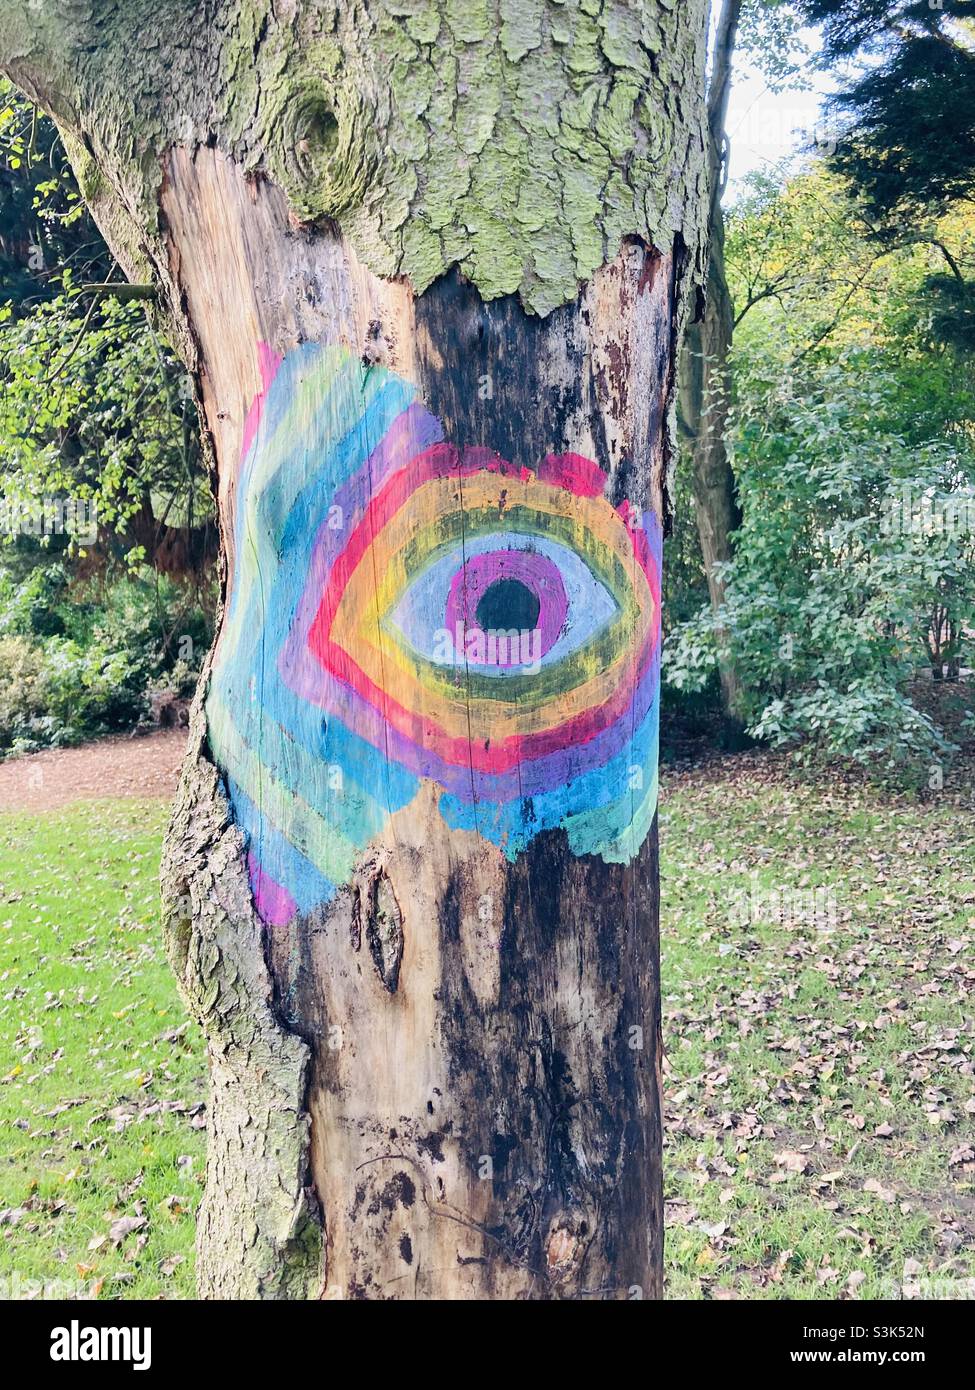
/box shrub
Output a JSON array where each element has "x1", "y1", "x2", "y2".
[
  {"x1": 0, "y1": 568, "x2": 210, "y2": 755},
  {"x1": 0, "y1": 636, "x2": 48, "y2": 747},
  {"x1": 665, "y1": 356, "x2": 975, "y2": 777}
]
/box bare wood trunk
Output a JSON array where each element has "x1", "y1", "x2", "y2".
[{"x1": 160, "y1": 149, "x2": 672, "y2": 1298}]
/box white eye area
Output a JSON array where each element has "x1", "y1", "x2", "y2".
[{"x1": 386, "y1": 531, "x2": 619, "y2": 673}]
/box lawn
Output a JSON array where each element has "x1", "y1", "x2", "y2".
[
  {"x1": 1, "y1": 761, "x2": 973, "y2": 1299},
  {"x1": 0, "y1": 801, "x2": 204, "y2": 1300},
  {"x1": 661, "y1": 755, "x2": 975, "y2": 1300}
]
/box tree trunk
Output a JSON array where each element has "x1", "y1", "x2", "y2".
[
  {"x1": 1, "y1": 0, "x2": 710, "y2": 1300},
  {"x1": 680, "y1": 213, "x2": 744, "y2": 722},
  {"x1": 678, "y1": 0, "x2": 744, "y2": 727}
]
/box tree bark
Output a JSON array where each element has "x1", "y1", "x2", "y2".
[
  {"x1": 1, "y1": 0, "x2": 710, "y2": 1300},
  {"x1": 678, "y1": 0, "x2": 744, "y2": 726}
]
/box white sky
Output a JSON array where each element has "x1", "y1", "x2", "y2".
[{"x1": 723, "y1": 25, "x2": 836, "y2": 201}]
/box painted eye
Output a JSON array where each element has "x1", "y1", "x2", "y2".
[
  {"x1": 209, "y1": 345, "x2": 663, "y2": 926},
  {"x1": 299, "y1": 443, "x2": 659, "y2": 779},
  {"x1": 385, "y1": 532, "x2": 619, "y2": 678}
]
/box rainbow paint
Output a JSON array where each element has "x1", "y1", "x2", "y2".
[{"x1": 207, "y1": 344, "x2": 662, "y2": 925}]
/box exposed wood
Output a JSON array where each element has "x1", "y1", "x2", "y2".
[{"x1": 162, "y1": 148, "x2": 671, "y2": 1299}]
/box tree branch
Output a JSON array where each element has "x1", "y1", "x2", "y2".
[{"x1": 932, "y1": 240, "x2": 966, "y2": 283}]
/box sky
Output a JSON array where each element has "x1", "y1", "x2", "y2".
[{"x1": 723, "y1": 25, "x2": 836, "y2": 201}]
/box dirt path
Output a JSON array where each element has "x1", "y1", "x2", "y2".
[{"x1": 0, "y1": 729, "x2": 187, "y2": 812}]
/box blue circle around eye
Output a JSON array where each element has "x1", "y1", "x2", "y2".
[{"x1": 386, "y1": 532, "x2": 619, "y2": 673}]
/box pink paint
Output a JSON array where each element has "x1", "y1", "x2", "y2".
[
  {"x1": 240, "y1": 342, "x2": 284, "y2": 463},
  {"x1": 248, "y1": 850, "x2": 297, "y2": 927},
  {"x1": 537, "y1": 452, "x2": 608, "y2": 498},
  {"x1": 444, "y1": 548, "x2": 568, "y2": 663}
]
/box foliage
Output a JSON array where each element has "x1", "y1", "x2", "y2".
[
  {"x1": 0, "y1": 75, "x2": 109, "y2": 302},
  {"x1": 666, "y1": 352, "x2": 975, "y2": 774},
  {"x1": 1, "y1": 75, "x2": 213, "y2": 583},
  {"x1": 0, "y1": 77, "x2": 213, "y2": 750},
  {"x1": 0, "y1": 635, "x2": 46, "y2": 748},
  {"x1": 0, "y1": 287, "x2": 210, "y2": 558},
  {"x1": 797, "y1": 3, "x2": 975, "y2": 355},
  {"x1": 664, "y1": 161, "x2": 975, "y2": 775},
  {"x1": 737, "y1": 1, "x2": 808, "y2": 93},
  {"x1": 726, "y1": 167, "x2": 975, "y2": 397},
  {"x1": 801, "y1": 2, "x2": 975, "y2": 222},
  {"x1": 0, "y1": 566, "x2": 211, "y2": 754}
]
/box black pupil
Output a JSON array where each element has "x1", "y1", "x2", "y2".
[{"x1": 475, "y1": 578, "x2": 540, "y2": 632}]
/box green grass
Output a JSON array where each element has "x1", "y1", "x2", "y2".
[
  {"x1": 660, "y1": 758, "x2": 975, "y2": 1300},
  {"x1": 1, "y1": 763, "x2": 973, "y2": 1299},
  {"x1": 0, "y1": 801, "x2": 204, "y2": 1300}
]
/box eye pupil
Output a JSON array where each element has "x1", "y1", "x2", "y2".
[{"x1": 474, "y1": 578, "x2": 540, "y2": 633}]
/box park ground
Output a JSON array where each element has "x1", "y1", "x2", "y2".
[{"x1": 0, "y1": 732, "x2": 973, "y2": 1299}]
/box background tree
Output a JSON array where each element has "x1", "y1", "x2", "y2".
[
  {"x1": 677, "y1": 0, "x2": 803, "y2": 733},
  {"x1": 0, "y1": 79, "x2": 215, "y2": 753},
  {"x1": 0, "y1": 79, "x2": 215, "y2": 586},
  {"x1": 801, "y1": 0, "x2": 975, "y2": 350},
  {"x1": 667, "y1": 166, "x2": 975, "y2": 771},
  {"x1": 0, "y1": 1, "x2": 711, "y2": 1299},
  {"x1": 677, "y1": 0, "x2": 744, "y2": 729}
]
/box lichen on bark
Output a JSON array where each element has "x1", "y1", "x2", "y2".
[
  {"x1": 224, "y1": 0, "x2": 710, "y2": 313},
  {"x1": 1, "y1": 0, "x2": 709, "y2": 318}
]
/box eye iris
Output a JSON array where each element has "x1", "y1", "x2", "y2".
[
  {"x1": 474, "y1": 578, "x2": 540, "y2": 633},
  {"x1": 439, "y1": 546, "x2": 570, "y2": 667}
]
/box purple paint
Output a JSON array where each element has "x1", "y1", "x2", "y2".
[
  {"x1": 444, "y1": 549, "x2": 568, "y2": 664},
  {"x1": 248, "y1": 850, "x2": 297, "y2": 928}
]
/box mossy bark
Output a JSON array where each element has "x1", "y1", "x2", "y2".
[{"x1": 1, "y1": 0, "x2": 710, "y2": 1300}]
